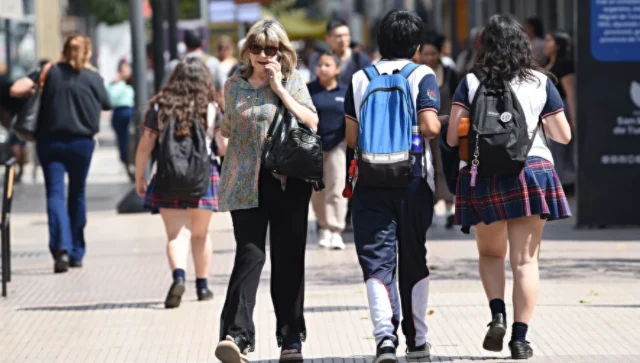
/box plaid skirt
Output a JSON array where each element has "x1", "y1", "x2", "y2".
[
  {"x1": 144, "y1": 158, "x2": 220, "y2": 213},
  {"x1": 455, "y1": 157, "x2": 571, "y2": 233}
]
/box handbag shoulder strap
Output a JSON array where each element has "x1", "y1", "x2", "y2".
[
  {"x1": 38, "y1": 63, "x2": 53, "y2": 92},
  {"x1": 265, "y1": 80, "x2": 288, "y2": 138}
]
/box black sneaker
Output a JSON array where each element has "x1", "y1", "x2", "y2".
[
  {"x1": 54, "y1": 252, "x2": 69, "y2": 274},
  {"x1": 374, "y1": 338, "x2": 397, "y2": 363},
  {"x1": 509, "y1": 340, "x2": 533, "y2": 360},
  {"x1": 483, "y1": 313, "x2": 506, "y2": 352},
  {"x1": 164, "y1": 277, "x2": 185, "y2": 309},
  {"x1": 406, "y1": 342, "x2": 431, "y2": 360},
  {"x1": 445, "y1": 214, "x2": 455, "y2": 229},
  {"x1": 215, "y1": 335, "x2": 250, "y2": 363}
]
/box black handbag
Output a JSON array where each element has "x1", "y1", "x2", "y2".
[
  {"x1": 13, "y1": 63, "x2": 52, "y2": 141},
  {"x1": 261, "y1": 99, "x2": 324, "y2": 191}
]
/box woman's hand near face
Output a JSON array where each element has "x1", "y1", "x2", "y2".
[{"x1": 265, "y1": 59, "x2": 284, "y2": 94}]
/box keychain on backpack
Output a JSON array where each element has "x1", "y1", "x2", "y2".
[
  {"x1": 343, "y1": 151, "x2": 358, "y2": 199},
  {"x1": 470, "y1": 134, "x2": 479, "y2": 187}
]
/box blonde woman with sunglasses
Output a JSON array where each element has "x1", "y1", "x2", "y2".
[{"x1": 214, "y1": 19, "x2": 318, "y2": 363}]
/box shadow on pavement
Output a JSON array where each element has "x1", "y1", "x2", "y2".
[
  {"x1": 8, "y1": 182, "x2": 132, "y2": 214},
  {"x1": 17, "y1": 301, "x2": 166, "y2": 311},
  {"x1": 17, "y1": 301, "x2": 165, "y2": 312},
  {"x1": 428, "y1": 257, "x2": 640, "y2": 281},
  {"x1": 304, "y1": 305, "x2": 367, "y2": 313}
]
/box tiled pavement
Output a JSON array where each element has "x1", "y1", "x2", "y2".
[{"x1": 1, "y1": 126, "x2": 639, "y2": 363}]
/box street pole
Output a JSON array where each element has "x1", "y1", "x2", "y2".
[
  {"x1": 200, "y1": 0, "x2": 209, "y2": 48},
  {"x1": 152, "y1": 0, "x2": 166, "y2": 93},
  {"x1": 167, "y1": 0, "x2": 179, "y2": 60},
  {"x1": 117, "y1": 0, "x2": 149, "y2": 214},
  {"x1": 5, "y1": 19, "x2": 12, "y2": 79}
]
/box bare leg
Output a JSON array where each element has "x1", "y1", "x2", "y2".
[
  {"x1": 189, "y1": 208, "x2": 213, "y2": 279},
  {"x1": 474, "y1": 221, "x2": 508, "y2": 301},
  {"x1": 159, "y1": 208, "x2": 191, "y2": 272},
  {"x1": 507, "y1": 216, "x2": 545, "y2": 324}
]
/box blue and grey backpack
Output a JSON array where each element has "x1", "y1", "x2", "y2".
[{"x1": 356, "y1": 63, "x2": 422, "y2": 188}]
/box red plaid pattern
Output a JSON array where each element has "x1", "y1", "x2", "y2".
[
  {"x1": 144, "y1": 158, "x2": 220, "y2": 212},
  {"x1": 455, "y1": 157, "x2": 571, "y2": 233}
]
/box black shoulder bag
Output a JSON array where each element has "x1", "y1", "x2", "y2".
[
  {"x1": 13, "y1": 62, "x2": 53, "y2": 141},
  {"x1": 261, "y1": 93, "x2": 324, "y2": 191}
]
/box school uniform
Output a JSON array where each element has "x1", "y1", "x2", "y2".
[
  {"x1": 344, "y1": 59, "x2": 440, "y2": 349},
  {"x1": 307, "y1": 80, "x2": 349, "y2": 233},
  {"x1": 451, "y1": 71, "x2": 572, "y2": 233},
  {"x1": 142, "y1": 104, "x2": 220, "y2": 213}
]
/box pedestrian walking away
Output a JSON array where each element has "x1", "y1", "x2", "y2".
[
  {"x1": 108, "y1": 59, "x2": 135, "y2": 181},
  {"x1": 134, "y1": 57, "x2": 221, "y2": 309},
  {"x1": 446, "y1": 14, "x2": 572, "y2": 360},
  {"x1": 214, "y1": 19, "x2": 318, "y2": 363},
  {"x1": 10, "y1": 34, "x2": 111, "y2": 273},
  {"x1": 344, "y1": 10, "x2": 442, "y2": 363},
  {"x1": 308, "y1": 51, "x2": 349, "y2": 250}
]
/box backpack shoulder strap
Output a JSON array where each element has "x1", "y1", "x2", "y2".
[
  {"x1": 363, "y1": 66, "x2": 379, "y2": 81},
  {"x1": 399, "y1": 63, "x2": 419, "y2": 79}
]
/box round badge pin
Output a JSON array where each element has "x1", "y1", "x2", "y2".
[{"x1": 500, "y1": 112, "x2": 513, "y2": 123}]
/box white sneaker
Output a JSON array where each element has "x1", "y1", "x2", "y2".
[
  {"x1": 330, "y1": 233, "x2": 346, "y2": 250},
  {"x1": 318, "y1": 229, "x2": 331, "y2": 248}
]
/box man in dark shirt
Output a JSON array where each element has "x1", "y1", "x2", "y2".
[
  {"x1": 308, "y1": 19, "x2": 372, "y2": 85},
  {"x1": 308, "y1": 19, "x2": 372, "y2": 228}
]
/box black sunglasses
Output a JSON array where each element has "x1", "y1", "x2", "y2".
[{"x1": 249, "y1": 43, "x2": 279, "y2": 56}]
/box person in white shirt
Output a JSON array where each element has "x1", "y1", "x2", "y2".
[{"x1": 447, "y1": 14, "x2": 572, "y2": 360}]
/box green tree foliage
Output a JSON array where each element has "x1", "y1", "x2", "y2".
[
  {"x1": 82, "y1": 0, "x2": 130, "y2": 25},
  {"x1": 83, "y1": 0, "x2": 201, "y2": 25}
]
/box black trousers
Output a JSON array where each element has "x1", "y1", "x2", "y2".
[{"x1": 220, "y1": 169, "x2": 312, "y2": 349}]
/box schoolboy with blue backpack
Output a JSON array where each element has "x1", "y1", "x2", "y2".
[{"x1": 343, "y1": 10, "x2": 442, "y2": 363}]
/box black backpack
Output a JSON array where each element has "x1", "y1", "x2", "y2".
[
  {"x1": 468, "y1": 73, "x2": 537, "y2": 177},
  {"x1": 155, "y1": 114, "x2": 211, "y2": 200}
]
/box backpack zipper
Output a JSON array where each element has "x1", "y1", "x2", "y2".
[{"x1": 360, "y1": 87, "x2": 412, "y2": 113}]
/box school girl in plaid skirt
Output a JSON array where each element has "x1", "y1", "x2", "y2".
[
  {"x1": 445, "y1": 14, "x2": 572, "y2": 360},
  {"x1": 134, "y1": 58, "x2": 221, "y2": 310}
]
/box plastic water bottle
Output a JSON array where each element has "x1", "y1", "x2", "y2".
[{"x1": 411, "y1": 126, "x2": 422, "y2": 153}]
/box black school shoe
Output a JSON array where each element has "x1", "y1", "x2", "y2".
[
  {"x1": 374, "y1": 338, "x2": 397, "y2": 363},
  {"x1": 278, "y1": 334, "x2": 303, "y2": 362},
  {"x1": 509, "y1": 340, "x2": 534, "y2": 360},
  {"x1": 197, "y1": 288, "x2": 213, "y2": 301},
  {"x1": 164, "y1": 277, "x2": 186, "y2": 309},
  {"x1": 483, "y1": 313, "x2": 507, "y2": 352}
]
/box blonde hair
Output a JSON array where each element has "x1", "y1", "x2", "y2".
[
  {"x1": 238, "y1": 20, "x2": 297, "y2": 79},
  {"x1": 61, "y1": 33, "x2": 96, "y2": 72}
]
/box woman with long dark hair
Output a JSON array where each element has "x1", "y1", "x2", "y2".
[
  {"x1": 447, "y1": 14, "x2": 572, "y2": 359},
  {"x1": 135, "y1": 57, "x2": 220, "y2": 308},
  {"x1": 10, "y1": 34, "x2": 111, "y2": 273},
  {"x1": 544, "y1": 31, "x2": 576, "y2": 193}
]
